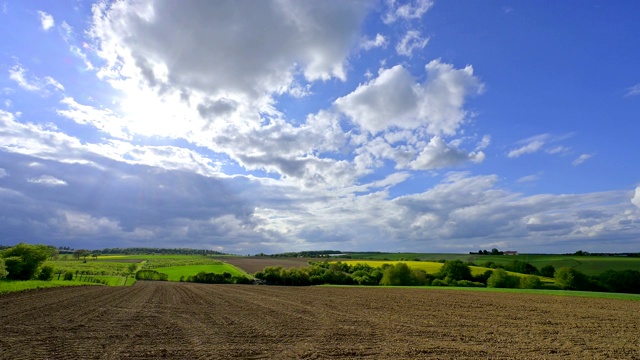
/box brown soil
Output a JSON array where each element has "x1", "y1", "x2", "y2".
[
  {"x1": 1, "y1": 282, "x2": 639, "y2": 359},
  {"x1": 213, "y1": 256, "x2": 313, "y2": 274}
]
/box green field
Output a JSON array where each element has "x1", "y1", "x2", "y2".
[
  {"x1": 154, "y1": 264, "x2": 248, "y2": 281},
  {"x1": 339, "y1": 253, "x2": 640, "y2": 276},
  {"x1": 335, "y1": 260, "x2": 551, "y2": 282},
  {"x1": 0, "y1": 280, "x2": 101, "y2": 294},
  {"x1": 43, "y1": 259, "x2": 138, "y2": 276}
]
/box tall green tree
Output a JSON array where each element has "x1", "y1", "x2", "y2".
[
  {"x1": 380, "y1": 263, "x2": 413, "y2": 286},
  {"x1": 437, "y1": 260, "x2": 472, "y2": 281},
  {"x1": 1, "y1": 243, "x2": 53, "y2": 280},
  {"x1": 554, "y1": 267, "x2": 591, "y2": 290}
]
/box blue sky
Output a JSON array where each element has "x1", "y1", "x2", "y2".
[{"x1": 1, "y1": 0, "x2": 639, "y2": 254}]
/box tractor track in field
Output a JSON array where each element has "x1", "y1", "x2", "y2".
[{"x1": 1, "y1": 281, "x2": 639, "y2": 359}]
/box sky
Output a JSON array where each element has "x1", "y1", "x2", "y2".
[{"x1": 0, "y1": 0, "x2": 639, "y2": 254}]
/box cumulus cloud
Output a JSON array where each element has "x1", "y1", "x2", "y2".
[
  {"x1": 396, "y1": 30, "x2": 429, "y2": 57},
  {"x1": 409, "y1": 137, "x2": 484, "y2": 170},
  {"x1": 335, "y1": 60, "x2": 483, "y2": 135},
  {"x1": 38, "y1": 11, "x2": 54, "y2": 31},
  {"x1": 384, "y1": 0, "x2": 433, "y2": 23},
  {"x1": 90, "y1": 0, "x2": 370, "y2": 96},
  {"x1": 632, "y1": 187, "x2": 640, "y2": 209},
  {"x1": 572, "y1": 153, "x2": 592, "y2": 166}
]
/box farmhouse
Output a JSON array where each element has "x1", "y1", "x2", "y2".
[{"x1": 504, "y1": 251, "x2": 518, "y2": 255}]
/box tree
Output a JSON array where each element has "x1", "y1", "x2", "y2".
[
  {"x1": 487, "y1": 269, "x2": 520, "y2": 288},
  {"x1": 504, "y1": 260, "x2": 539, "y2": 275},
  {"x1": 540, "y1": 265, "x2": 555, "y2": 278},
  {"x1": 554, "y1": 267, "x2": 591, "y2": 290},
  {"x1": 380, "y1": 263, "x2": 414, "y2": 286},
  {"x1": 1, "y1": 243, "x2": 52, "y2": 280},
  {"x1": 596, "y1": 270, "x2": 640, "y2": 294},
  {"x1": 123, "y1": 263, "x2": 138, "y2": 285},
  {"x1": 438, "y1": 260, "x2": 472, "y2": 281},
  {"x1": 0, "y1": 258, "x2": 7, "y2": 279}
]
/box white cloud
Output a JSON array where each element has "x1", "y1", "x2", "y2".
[
  {"x1": 0, "y1": 109, "x2": 222, "y2": 177},
  {"x1": 90, "y1": 0, "x2": 370, "y2": 96},
  {"x1": 335, "y1": 60, "x2": 483, "y2": 136},
  {"x1": 8, "y1": 64, "x2": 64, "y2": 93},
  {"x1": 572, "y1": 153, "x2": 592, "y2": 166},
  {"x1": 38, "y1": 11, "x2": 54, "y2": 31},
  {"x1": 409, "y1": 136, "x2": 484, "y2": 170},
  {"x1": 8, "y1": 65, "x2": 41, "y2": 92},
  {"x1": 361, "y1": 33, "x2": 388, "y2": 50},
  {"x1": 508, "y1": 140, "x2": 544, "y2": 158},
  {"x1": 626, "y1": 83, "x2": 640, "y2": 97},
  {"x1": 632, "y1": 187, "x2": 640, "y2": 209},
  {"x1": 27, "y1": 175, "x2": 67, "y2": 186},
  {"x1": 384, "y1": 0, "x2": 433, "y2": 24},
  {"x1": 396, "y1": 30, "x2": 429, "y2": 57},
  {"x1": 0, "y1": 168, "x2": 7, "y2": 177}
]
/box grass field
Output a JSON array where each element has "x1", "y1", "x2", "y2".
[
  {"x1": 0, "y1": 280, "x2": 100, "y2": 294},
  {"x1": 336, "y1": 260, "x2": 527, "y2": 277},
  {"x1": 340, "y1": 253, "x2": 640, "y2": 276},
  {"x1": 43, "y1": 259, "x2": 137, "y2": 275},
  {"x1": 154, "y1": 263, "x2": 248, "y2": 281}
]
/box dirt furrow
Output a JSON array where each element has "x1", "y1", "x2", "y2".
[{"x1": 1, "y1": 281, "x2": 639, "y2": 359}]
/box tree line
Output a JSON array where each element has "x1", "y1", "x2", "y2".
[{"x1": 253, "y1": 260, "x2": 640, "y2": 294}]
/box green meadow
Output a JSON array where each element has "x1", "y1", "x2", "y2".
[
  {"x1": 336, "y1": 259, "x2": 553, "y2": 282},
  {"x1": 340, "y1": 253, "x2": 640, "y2": 276},
  {"x1": 155, "y1": 263, "x2": 247, "y2": 281},
  {"x1": 0, "y1": 280, "x2": 101, "y2": 294}
]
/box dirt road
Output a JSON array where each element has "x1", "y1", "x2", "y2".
[{"x1": 1, "y1": 281, "x2": 638, "y2": 359}]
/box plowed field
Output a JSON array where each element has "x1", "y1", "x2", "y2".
[{"x1": 1, "y1": 282, "x2": 639, "y2": 359}]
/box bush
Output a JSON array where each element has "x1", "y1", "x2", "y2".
[
  {"x1": 451, "y1": 280, "x2": 485, "y2": 287},
  {"x1": 1, "y1": 243, "x2": 53, "y2": 280},
  {"x1": 63, "y1": 271, "x2": 74, "y2": 281},
  {"x1": 0, "y1": 258, "x2": 7, "y2": 279},
  {"x1": 519, "y1": 276, "x2": 543, "y2": 289},
  {"x1": 37, "y1": 265, "x2": 55, "y2": 281},
  {"x1": 135, "y1": 270, "x2": 169, "y2": 281},
  {"x1": 487, "y1": 269, "x2": 520, "y2": 288}
]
